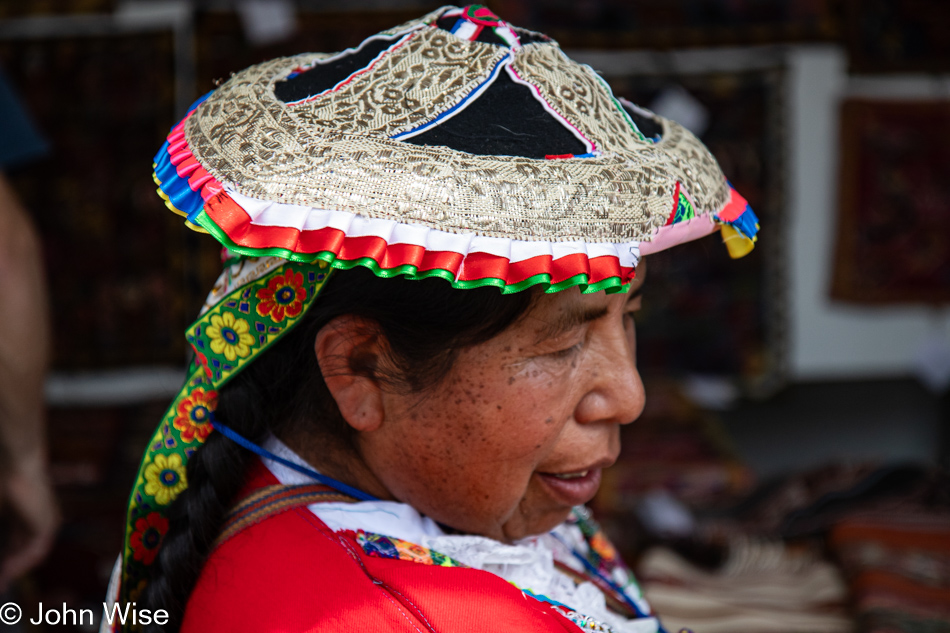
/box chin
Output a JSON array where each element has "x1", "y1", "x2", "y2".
[
  {"x1": 504, "y1": 506, "x2": 574, "y2": 542},
  {"x1": 535, "y1": 507, "x2": 575, "y2": 533}
]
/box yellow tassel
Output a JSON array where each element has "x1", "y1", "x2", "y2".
[{"x1": 721, "y1": 224, "x2": 755, "y2": 259}]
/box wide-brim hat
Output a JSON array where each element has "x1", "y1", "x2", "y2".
[{"x1": 118, "y1": 4, "x2": 758, "y2": 612}]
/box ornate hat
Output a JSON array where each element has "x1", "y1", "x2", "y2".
[{"x1": 119, "y1": 4, "x2": 758, "y2": 608}]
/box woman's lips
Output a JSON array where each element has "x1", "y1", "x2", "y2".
[{"x1": 536, "y1": 468, "x2": 603, "y2": 507}]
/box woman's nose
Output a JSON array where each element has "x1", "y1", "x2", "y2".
[{"x1": 573, "y1": 331, "x2": 645, "y2": 427}]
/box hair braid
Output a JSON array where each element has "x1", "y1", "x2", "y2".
[{"x1": 140, "y1": 375, "x2": 266, "y2": 632}]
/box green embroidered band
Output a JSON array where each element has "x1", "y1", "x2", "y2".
[{"x1": 119, "y1": 260, "x2": 332, "y2": 611}]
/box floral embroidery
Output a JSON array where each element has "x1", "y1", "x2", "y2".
[
  {"x1": 129, "y1": 512, "x2": 169, "y2": 565},
  {"x1": 143, "y1": 453, "x2": 188, "y2": 505},
  {"x1": 173, "y1": 387, "x2": 217, "y2": 443},
  {"x1": 589, "y1": 531, "x2": 620, "y2": 565},
  {"x1": 358, "y1": 532, "x2": 400, "y2": 560},
  {"x1": 195, "y1": 349, "x2": 211, "y2": 377},
  {"x1": 429, "y1": 549, "x2": 459, "y2": 567},
  {"x1": 206, "y1": 311, "x2": 255, "y2": 361},
  {"x1": 127, "y1": 580, "x2": 148, "y2": 603},
  {"x1": 124, "y1": 265, "x2": 332, "y2": 613},
  {"x1": 255, "y1": 269, "x2": 307, "y2": 323},
  {"x1": 403, "y1": 542, "x2": 435, "y2": 565},
  {"x1": 356, "y1": 532, "x2": 465, "y2": 568}
]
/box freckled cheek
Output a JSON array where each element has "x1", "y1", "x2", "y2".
[
  {"x1": 401, "y1": 365, "x2": 569, "y2": 484},
  {"x1": 506, "y1": 361, "x2": 579, "y2": 416},
  {"x1": 394, "y1": 437, "x2": 527, "y2": 523},
  {"x1": 512, "y1": 357, "x2": 577, "y2": 389},
  {"x1": 482, "y1": 420, "x2": 572, "y2": 477}
]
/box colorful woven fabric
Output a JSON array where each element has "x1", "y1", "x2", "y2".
[
  {"x1": 831, "y1": 518, "x2": 950, "y2": 632},
  {"x1": 215, "y1": 484, "x2": 359, "y2": 549},
  {"x1": 546, "y1": 508, "x2": 651, "y2": 620},
  {"x1": 575, "y1": 509, "x2": 639, "y2": 592},
  {"x1": 665, "y1": 182, "x2": 696, "y2": 227},
  {"x1": 356, "y1": 532, "x2": 469, "y2": 569}
]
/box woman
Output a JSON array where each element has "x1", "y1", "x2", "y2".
[{"x1": 111, "y1": 6, "x2": 759, "y2": 633}]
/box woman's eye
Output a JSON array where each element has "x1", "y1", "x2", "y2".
[{"x1": 549, "y1": 341, "x2": 583, "y2": 359}]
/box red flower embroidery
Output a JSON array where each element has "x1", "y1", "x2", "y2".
[
  {"x1": 129, "y1": 512, "x2": 169, "y2": 566},
  {"x1": 193, "y1": 349, "x2": 211, "y2": 377},
  {"x1": 255, "y1": 270, "x2": 307, "y2": 323},
  {"x1": 173, "y1": 387, "x2": 218, "y2": 443}
]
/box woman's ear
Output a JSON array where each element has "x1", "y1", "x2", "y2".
[{"x1": 315, "y1": 316, "x2": 386, "y2": 433}]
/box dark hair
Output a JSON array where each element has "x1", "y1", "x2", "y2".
[{"x1": 140, "y1": 266, "x2": 536, "y2": 632}]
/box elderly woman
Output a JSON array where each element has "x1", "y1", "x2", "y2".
[{"x1": 111, "y1": 6, "x2": 759, "y2": 633}]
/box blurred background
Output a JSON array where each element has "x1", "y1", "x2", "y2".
[{"x1": 0, "y1": 0, "x2": 948, "y2": 631}]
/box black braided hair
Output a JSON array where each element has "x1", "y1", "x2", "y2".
[{"x1": 140, "y1": 266, "x2": 536, "y2": 631}]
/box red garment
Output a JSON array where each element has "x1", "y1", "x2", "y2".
[{"x1": 182, "y1": 463, "x2": 584, "y2": 632}]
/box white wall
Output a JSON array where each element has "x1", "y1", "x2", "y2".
[{"x1": 787, "y1": 47, "x2": 950, "y2": 379}]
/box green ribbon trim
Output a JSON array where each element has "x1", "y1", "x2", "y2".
[{"x1": 194, "y1": 210, "x2": 630, "y2": 296}]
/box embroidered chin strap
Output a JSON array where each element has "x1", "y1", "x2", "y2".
[{"x1": 118, "y1": 259, "x2": 332, "y2": 611}]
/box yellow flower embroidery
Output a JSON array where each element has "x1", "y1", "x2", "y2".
[
  {"x1": 128, "y1": 579, "x2": 148, "y2": 603},
  {"x1": 206, "y1": 311, "x2": 255, "y2": 361},
  {"x1": 143, "y1": 453, "x2": 187, "y2": 505}
]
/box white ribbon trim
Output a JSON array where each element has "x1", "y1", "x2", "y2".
[{"x1": 226, "y1": 187, "x2": 641, "y2": 269}]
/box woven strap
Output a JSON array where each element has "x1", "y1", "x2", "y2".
[
  {"x1": 213, "y1": 484, "x2": 357, "y2": 550},
  {"x1": 553, "y1": 560, "x2": 636, "y2": 618}
]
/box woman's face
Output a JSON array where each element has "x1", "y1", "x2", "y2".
[{"x1": 359, "y1": 277, "x2": 645, "y2": 542}]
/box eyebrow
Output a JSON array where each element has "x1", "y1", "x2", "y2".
[{"x1": 535, "y1": 304, "x2": 609, "y2": 343}]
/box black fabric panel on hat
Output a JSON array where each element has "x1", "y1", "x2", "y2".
[
  {"x1": 402, "y1": 71, "x2": 587, "y2": 159},
  {"x1": 435, "y1": 15, "x2": 508, "y2": 46},
  {"x1": 474, "y1": 26, "x2": 507, "y2": 45},
  {"x1": 275, "y1": 35, "x2": 401, "y2": 103},
  {"x1": 621, "y1": 102, "x2": 664, "y2": 141},
  {"x1": 511, "y1": 28, "x2": 552, "y2": 45}
]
